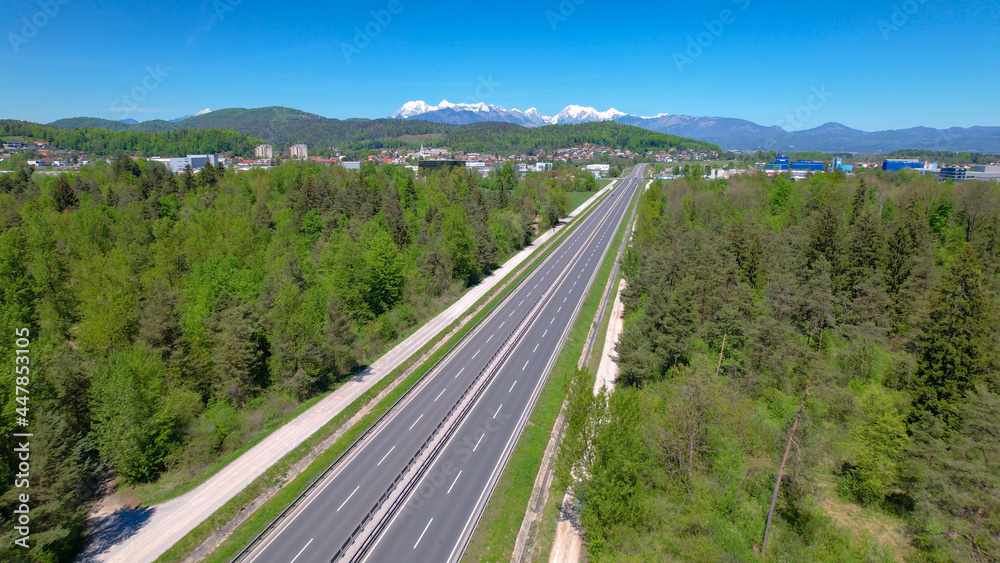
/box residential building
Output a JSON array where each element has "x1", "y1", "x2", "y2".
[
  {"x1": 290, "y1": 144, "x2": 308, "y2": 159},
  {"x1": 254, "y1": 144, "x2": 273, "y2": 159}
]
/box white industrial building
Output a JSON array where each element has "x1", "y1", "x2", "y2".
[{"x1": 150, "y1": 154, "x2": 220, "y2": 174}]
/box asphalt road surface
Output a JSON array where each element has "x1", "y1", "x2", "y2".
[{"x1": 241, "y1": 166, "x2": 643, "y2": 563}]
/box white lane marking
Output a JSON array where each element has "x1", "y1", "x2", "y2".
[
  {"x1": 527, "y1": 291, "x2": 531, "y2": 297},
  {"x1": 523, "y1": 360, "x2": 530, "y2": 371},
  {"x1": 337, "y1": 485, "x2": 360, "y2": 512},
  {"x1": 289, "y1": 538, "x2": 313, "y2": 563},
  {"x1": 509, "y1": 380, "x2": 517, "y2": 393},
  {"x1": 534, "y1": 283, "x2": 538, "y2": 288},
  {"x1": 494, "y1": 404, "x2": 503, "y2": 419},
  {"x1": 563, "y1": 297, "x2": 567, "y2": 303},
  {"x1": 409, "y1": 414, "x2": 424, "y2": 430},
  {"x1": 558, "y1": 307, "x2": 562, "y2": 313},
  {"x1": 487, "y1": 333, "x2": 493, "y2": 343},
  {"x1": 519, "y1": 300, "x2": 523, "y2": 307},
  {"x1": 498, "y1": 321, "x2": 504, "y2": 329},
  {"x1": 543, "y1": 330, "x2": 548, "y2": 338},
  {"x1": 454, "y1": 367, "x2": 465, "y2": 379},
  {"x1": 550, "y1": 317, "x2": 555, "y2": 324},
  {"x1": 473, "y1": 433, "x2": 485, "y2": 452},
  {"x1": 377, "y1": 446, "x2": 396, "y2": 466},
  {"x1": 447, "y1": 471, "x2": 463, "y2": 494},
  {"x1": 533, "y1": 343, "x2": 539, "y2": 353},
  {"x1": 509, "y1": 310, "x2": 514, "y2": 317},
  {"x1": 434, "y1": 388, "x2": 447, "y2": 402},
  {"x1": 573, "y1": 282, "x2": 577, "y2": 286},
  {"x1": 473, "y1": 349, "x2": 480, "y2": 359},
  {"x1": 414, "y1": 518, "x2": 433, "y2": 549}
]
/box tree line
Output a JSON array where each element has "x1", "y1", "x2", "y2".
[
  {"x1": 558, "y1": 169, "x2": 1000, "y2": 560},
  {"x1": 1, "y1": 120, "x2": 262, "y2": 159},
  {"x1": 0, "y1": 156, "x2": 579, "y2": 561}
]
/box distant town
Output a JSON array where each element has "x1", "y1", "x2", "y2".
[{"x1": 2, "y1": 139, "x2": 998, "y2": 183}]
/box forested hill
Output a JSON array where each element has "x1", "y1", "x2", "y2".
[
  {"x1": 561, "y1": 170, "x2": 1000, "y2": 560},
  {"x1": 44, "y1": 106, "x2": 719, "y2": 154},
  {"x1": 1, "y1": 120, "x2": 262, "y2": 158}
]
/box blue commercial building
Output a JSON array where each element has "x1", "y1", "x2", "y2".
[
  {"x1": 882, "y1": 159, "x2": 924, "y2": 172},
  {"x1": 833, "y1": 157, "x2": 854, "y2": 173},
  {"x1": 791, "y1": 160, "x2": 825, "y2": 171}
]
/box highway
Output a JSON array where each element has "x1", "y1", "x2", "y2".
[{"x1": 240, "y1": 165, "x2": 644, "y2": 563}]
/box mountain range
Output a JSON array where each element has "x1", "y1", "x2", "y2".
[
  {"x1": 391, "y1": 100, "x2": 1000, "y2": 153},
  {"x1": 38, "y1": 103, "x2": 1000, "y2": 154},
  {"x1": 32, "y1": 106, "x2": 717, "y2": 156}
]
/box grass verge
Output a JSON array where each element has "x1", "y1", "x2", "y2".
[
  {"x1": 152, "y1": 189, "x2": 612, "y2": 563},
  {"x1": 461, "y1": 181, "x2": 641, "y2": 562}
]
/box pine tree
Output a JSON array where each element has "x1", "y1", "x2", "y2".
[
  {"x1": 841, "y1": 208, "x2": 885, "y2": 296},
  {"x1": 910, "y1": 245, "x2": 997, "y2": 425},
  {"x1": 804, "y1": 204, "x2": 843, "y2": 271},
  {"x1": 51, "y1": 175, "x2": 79, "y2": 212},
  {"x1": 883, "y1": 223, "x2": 915, "y2": 298}
]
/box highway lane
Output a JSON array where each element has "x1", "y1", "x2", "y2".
[
  {"x1": 240, "y1": 166, "x2": 643, "y2": 563},
  {"x1": 359, "y1": 167, "x2": 643, "y2": 563}
]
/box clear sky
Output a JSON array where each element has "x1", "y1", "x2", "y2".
[{"x1": 2, "y1": 0, "x2": 997, "y2": 131}]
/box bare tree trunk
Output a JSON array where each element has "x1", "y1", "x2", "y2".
[
  {"x1": 761, "y1": 382, "x2": 811, "y2": 558},
  {"x1": 687, "y1": 428, "x2": 696, "y2": 480},
  {"x1": 716, "y1": 330, "x2": 727, "y2": 377}
]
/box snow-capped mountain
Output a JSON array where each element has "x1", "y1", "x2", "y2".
[
  {"x1": 168, "y1": 108, "x2": 213, "y2": 123},
  {"x1": 392, "y1": 100, "x2": 501, "y2": 119},
  {"x1": 551, "y1": 105, "x2": 626, "y2": 125},
  {"x1": 391, "y1": 100, "x2": 631, "y2": 127}
]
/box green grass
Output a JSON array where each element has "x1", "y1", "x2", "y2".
[
  {"x1": 462, "y1": 178, "x2": 641, "y2": 562},
  {"x1": 569, "y1": 190, "x2": 600, "y2": 211},
  {"x1": 154, "y1": 190, "x2": 612, "y2": 563}
]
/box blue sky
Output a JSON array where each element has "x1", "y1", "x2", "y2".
[{"x1": 2, "y1": 0, "x2": 997, "y2": 131}]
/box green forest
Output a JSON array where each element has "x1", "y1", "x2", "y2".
[
  {"x1": 1, "y1": 120, "x2": 263, "y2": 159},
  {"x1": 559, "y1": 171, "x2": 999, "y2": 561},
  {"x1": 0, "y1": 157, "x2": 584, "y2": 561}
]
